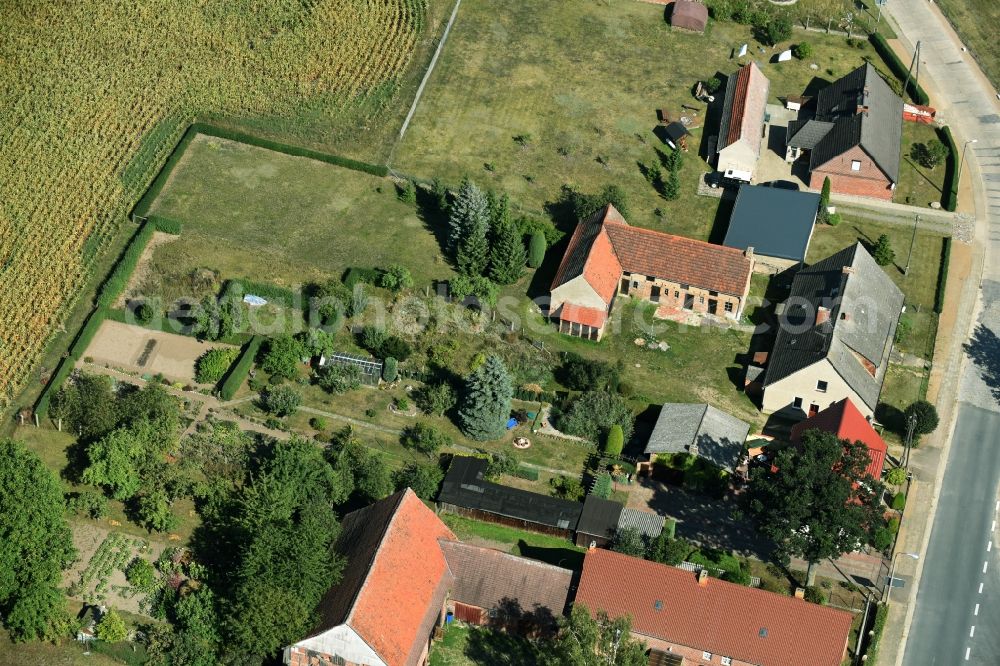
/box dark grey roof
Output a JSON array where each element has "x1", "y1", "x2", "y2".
[
  {"x1": 665, "y1": 122, "x2": 690, "y2": 143},
  {"x1": 723, "y1": 185, "x2": 820, "y2": 261},
  {"x1": 763, "y1": 243, "x2": 904, "y2": 410},
  {"x1": 438, "y1": 457, "x2": 583, "y2": 531},
  {"x1": 617, "y1": 508, "x2": 666, "y2": 539},
  {"x1": 808, "y1": 63, "x2": 903, "y2": 181},
  {"x1": 576, "y1": 495, "x2": 624, "y2": 539},
  {"x1": 786, "y1": 118, "x2": 835, "y2": 150},
  {"x1": 644, "y1": 404, "x2": 750, "y2": 473}
]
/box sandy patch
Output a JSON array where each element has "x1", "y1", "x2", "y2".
[
  {"x1": 116, "y1": 231, "x2": 180, "y2": 308},
  {"x1": 84, "y1": 319, "x2": 236, "y2": 385}
]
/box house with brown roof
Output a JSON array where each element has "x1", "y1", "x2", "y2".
[
  {"x1": 716, "y1": 62, "x2": 770, "y2": 182},
  {"x1": 550, "y1": 205, "x2": 754, "y2": 340},
  {"x1": 285, "y1": 489, "x2": 575, "y2": 666},
  {"x1": 575, "y1": 548, "x2": 853, "y2": 666}
]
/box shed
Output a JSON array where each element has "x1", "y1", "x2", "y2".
[
  {"x1": 617, "y1": 507, "x2": 666, "y2": 539},
  {"x1": 438, "y1": 457, "x2": 583, "y2": 537},
  {"x1": 575, "y1": 495, "x2": 624, "y2": 547},
  {"x1": 318, "y1": 351, "x2": 383, "y2": 385},
  {"x1": 644, "y1": 403, "x2": 750, "y2": 474},
  {"x1": 722, "y1": 185, "x2": 820, "y2": 273},
  {"x1": 670, "y1": 0, "x2": 708, "y2": 33},
  {"x1": 663, "y1": 121, "x2": 691, "y2": 150}
]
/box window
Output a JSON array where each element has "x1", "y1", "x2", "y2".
[
  {"x1": 817, "y1": 380, "x2": 828, "y2": 392},
  {"x1": 709, "y1": 290, "x2": 718, "y2": 297},
  {"x1": 680, "y1": 283, "x2": 690, "y2": 290},
  {"x1": 646, "y1": 275, "x2": 655, "y2": 281},
  {"x1": 702, "y1": 652, "x2": 713, "y2": 661},
  {"x1": 724, "y1": 302, "x2": 734, "y2": 313},
  {"x1": 851, "y1": 159, "x2": 862, "y2": 171},
  {"x1": 651, "y1": 286, "x2": 661, "y2": 303},
  {"x1": 793, "y1": 397, "x2": 803, "y2": 409},
  {"x1": 674, "y1": 290, "x2": 680, "y2": 298},
  {"x1": 721, "y1": 658, "x2": 732, "y2": 666},
  {"x1": 632, "y1": 281, "x2": 639, "y2": 289},
  {"x1": 699, "y1": 296, "x2": 705, "y2": 304}
]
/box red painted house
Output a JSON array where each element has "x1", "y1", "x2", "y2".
[
  {"x1": 785, "y1": 63, "x2": 903, "y2": 201},
  {"x1": 790, "y1": 397, "x2": 887, "y2": 480}
]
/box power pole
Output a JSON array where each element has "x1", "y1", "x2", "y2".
[
  {"x1": 904, "y1": 215, "x2": 919, "y2": 275},
  {"x1": 903, "y1": 41, "x2": 921, "y2": 102},
  {"x1": 903, "y1": 413, "x2": 917, "y2": 469}
]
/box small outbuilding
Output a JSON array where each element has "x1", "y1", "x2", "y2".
[
  {"x1": 670, "y1": 0, "x2": 708, "y2": 33},
  {"x1": 641, "y1": 403, "x2": 750, "y2": 474},
  {"x1": 662, "y1": 121, "x2": 691, "y2": 150},
  {"x1": 722, "y1": 184, "x2": 821, "y2": 273}
]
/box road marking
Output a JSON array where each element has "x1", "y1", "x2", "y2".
[
  {"x1": 979, "y1": 583, "x2": 984, "y2": 594},
  {"x1": 993, "y1": 520, "x2": 996, "y2": 531},
  {"x1": 971, "y1": 626, "x2": 976, "y2": 637},
  {"x1": 966, "y1": 646, "x2": 971, "y2": 660},
  {"x1": 995, "y1": 500, "x2": 998, "y2": 512},
  {"x1": 984, "y1": 561, "x2": 990, "y2": 574},
  {"x1": 975, "y1": 603, "x2": 980, "y2": 616},
  {"x1": 990, "y1": 541, "x2": 994, "y2": 552}
]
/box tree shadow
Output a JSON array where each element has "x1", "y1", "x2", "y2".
[
  {"x1": 964, "y1": 323, "x2": 1000, "y2": 404},
  {"x1": 874, "y1": 402, "x2": 905, "y2": 438},
  {"x1": 414, "y1": 183, "x2": 453, "y2": 264},
  {"x1": 463, "y1": 623, "x2": 545, "y2": 664},
  {"x1": 902, "y1": 156, "x2": 945, "y2": 195},
  {"x1": 707, "y1": 189, "x2": 737, "y2": 245}
]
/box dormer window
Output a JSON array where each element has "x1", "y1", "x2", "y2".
[{"x1": 851, "y1": 160, "x2": 862, "y2": 171}]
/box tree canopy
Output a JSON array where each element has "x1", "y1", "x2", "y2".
[
  {"x1": 746, "y1": 429, "x2": 885, "y2": 584},
  {"x1": 458, "y1": 355, "x2": 514, "y2": 441},
  {"x1": 0, "y1": 440, "x2": 76, "y2": 642},
  {"x1": 538, "y1": 605, "x2": 647, "y2": 666}
]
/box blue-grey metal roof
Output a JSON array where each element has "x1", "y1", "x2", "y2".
[
  {"x1": 617, "y1": 508, "x2": 666, "y2": 539},
  {"x1": 723, "y1": 185, "x2": 820, "y2": 262}
]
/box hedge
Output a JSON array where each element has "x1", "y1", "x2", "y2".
[
  {"x1": 219, "y1": 335, "x2": 263, "y2": 400},
  {"x1": 869, "y1": 33, "x2": 930, "y2": 105},
  {"x1": 937, "y1": 125, "x2": 959, "y2": 212},
  {"x1": 97, "y1": 221, "x2": 154, "y2": 307},
  {"x1": 343, "y1": 267, "x2": 381, "y2": 289},
  {"x1": 513, "y1": 465, "x2": 540, "y2": 481},
  {"x1": 147, "y1": 215, "x2": 182, "y2": 235},
  {"x1": 132, "y1": 124, "x2": 201, "y2": 217},
  {"x1": 35, "y1": 306, "x2": 108, "y2": 418},
  {"x1": 865, "y1": 603, "x2": 890, "y2": 665},
  {"x1": 191, "y1": 123, "x2": 388, "y2": 177},
  {"x1": 934, "y1": 236, "x2": 951, "y2": 313},
  {"x1": 222, "y1": 278, "x2": 297, "y2": 309}
]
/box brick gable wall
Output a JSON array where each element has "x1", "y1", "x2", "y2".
[{"x1": 810, "y1": 145, "x2": 894, "y2": 201}]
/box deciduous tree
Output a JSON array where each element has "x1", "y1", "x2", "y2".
[{"x1": 538, "y1": 604, "x2": 647, "y2": 666}]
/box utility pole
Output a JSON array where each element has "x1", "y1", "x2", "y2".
[
  {"x1": 904, "y1": 215, "x2": 919, "y2": 275},
  {"x1": 903, "y1": 412, "x2": 917, "y2": 469},
  {"x1": 903, "y1": 41, "x2": 921, "y2": 102}
]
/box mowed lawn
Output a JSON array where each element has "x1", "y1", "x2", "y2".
[
  {"x1": 896, "y1": 122, "x2": 949, "y2": 208},
  {"x1": 396, "y1": 0, "x2": 888, "y2": 240},
  {"x1": 147, "y1": 135, "x2": 452, "y2": 301}
]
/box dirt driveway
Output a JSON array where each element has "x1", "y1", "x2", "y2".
[{"x1": 84, "y1": 319, "x2": 236, "y2": 385}]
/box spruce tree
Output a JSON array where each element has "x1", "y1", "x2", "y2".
[
  {"x1": 456, "y1": 211, "x2": 490, "y2": 276},
  {"x1": 458, "y1": 355, "x2": 513, "y2": 441},
  {"x1": 448, "y1": 178, "x2": 489, "y2": 253},
  {"x1": 488, "y1": 194, "x2": 527, "y2": 284}
]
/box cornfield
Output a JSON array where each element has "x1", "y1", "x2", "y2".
[{"x1": 0, "y1": 0, "x2": 428, "y2": 409}]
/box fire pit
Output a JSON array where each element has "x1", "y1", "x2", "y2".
[{"x1": 513, "y1": 437, "x2": 531, "y2": 449}]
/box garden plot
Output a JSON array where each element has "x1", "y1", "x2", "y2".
[
  {"x1": 83, "y1": 319, "x2": 236, "y2": 385},
  {"x1": 63, "y1": 525, "x2": 167, "y2": 616}
]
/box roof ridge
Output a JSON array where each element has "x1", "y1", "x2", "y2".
[
  {"x1": 608, "y1": 223, "x2": 749, "y2": 257},
  {"x1": 344, "y1": 489, "x2": 410, "y2": 625}
]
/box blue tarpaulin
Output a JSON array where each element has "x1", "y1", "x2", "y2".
[{"x1": 506, "y1": 418, "x2": 518, "y2": 430}]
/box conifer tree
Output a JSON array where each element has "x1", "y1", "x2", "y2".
[
  {"x1": 448, "y1": 178, "x2": 489, "y2": 253},
  {"x1": 488, "y1": 194, "x2": 527, "y2": 284},
  {"x1": 458, "y1": 355, "x2": 513, "y2": 441}
]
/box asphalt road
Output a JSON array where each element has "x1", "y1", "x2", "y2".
[{"x1": 904, "y1": 404, "x2": 1000, "y2": 664}]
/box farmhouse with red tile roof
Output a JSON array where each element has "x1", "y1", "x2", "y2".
[
  {"x1": 550, "y1": 205, "x2": 754, "y2": 340},
  {"x1": 791, "y1": 397, "x2": 887, "y2": 480},
  {"x1": 716, "y1": 61, "x2": 770, "y2": 181},
  {"x1": 575, "y1": 548, "x2": 853, "y2": 666}
]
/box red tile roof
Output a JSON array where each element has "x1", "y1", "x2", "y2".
[
  {"x1": 576, "y1": 549, "x2": 853, "y2": 666},
  {"x1": 604, "y1": 221, "x2": 752, "y2": 296},
  {"x1": 722, "y1": 61, "x2": 769, "y2": 153},
  {"x1": 558, "y1": 304, "x2": 608, "y2": 329},
  {"x1": 304, "y1": 489, "x2": 456, "y2": 666},
  {"x1": 552, "y1": 205, "x2": 753, "y2": 302},
  {"x1": 791, "y1": 398, "x2": 887, "y2": 479}
]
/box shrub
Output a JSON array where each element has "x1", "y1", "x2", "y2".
[
  {"x1": 891, "y1": 492, "x2": 906, "y2": 511},
  {"x1": 148, "y1": 215, "x2": 182, "y2": 234},
  {"x1": 343, "y1": 266, "x2": 381, "y2": 289},
  {"x1": 66, "y1": 491, "x2": 108, "y2": 519},
  {"x1": 826, "y1": 212, "x2": 841, "y2": 226},
  {"x1": 382, "y1": 357, "x2": 398, "y2": 383},
  {"x1": 938, "y1": 126, "x2": 959, "y2": 211},
  {"x1": 195, "y1": 347, "x2": 240, "y2": 384},
  {"x1": 558, "y1": 391, "x2": 635, "y2": 442},
  {"x1": 396, "y1": 179, "x2": 416, "y2": 203},
  {"x1": 449, "y1": 274, "x2": 499, "y2": 307},
  {"x1": 550, "y1": 475, "x2": 584, "y2": 501},
  {"x1": 486, "y1": 450, "x2": 519, "y2": 479},
  {"x1": 872, "y1": 234, "x2": 895, "y2": 266},
  {"x1": 592, "y1": 472, "x2": 613, "y2": 499},
  {"x1": 910, "y1": 140, "x2": 949, "y2": 169},
  {"x1": 704, "y1": 76, "x2": 721, "y2": 94},
  {"x1": 310, "y1": 417, "x2": 328, "y2": 431},
  {"x1": 905, "y1": 400, "x2": 939, "y2": 435},
  {"x1": 379, "y1": 264, "x2": 413, "y2": 292},
  {"x1": 260, "y1": 385, "x2": 301, "y2": 416},
  {"x1": 885, "y1": 467, "x2": 908, "y2": 486},
  {"x1": 415, "y1": 382, "x2": 457, "y2": 416},
  {"x1": 527, "y1": 231, "x2": 547, "y2": 268},
  {"x1": 605, "y1": 424, "x2": 625, "y2": 457},
  {"x1": 894, "y1": 315, "x2": 912, "y2": 344},
  {"x1": 513, "y1": 465, "x2": 539, "y2": 481},
  {"x1": 361, "y1": 326, "x2": 389, "y2": 352},
  {"x1": 316, "y1": 362, "x2": 362, "y2": 394},
  {"x1": 558, "y1": 352, "x2": 620, "y2": 391},
  {"x1": 804, "y1": 585, "x2": 827, "y2": 605},
  {"x1": 126, "y1": 558, "x2": 157, "y2": 592},
  {"x1": 400, "y1": 422, "x2": 450, "y2": 458},
  {"x1": 792, "y1": 42, "x2": 812, "y2": 59},
  {"x1": 97, "y1": 221, "x2": 154, "y2": 307},
  {"x1": 135, "y1": 301, "x2": 155, "y2": 324},
  {"x1": 872, "y1": 525, "x2": 894, "y2": 551},
  {"x1": 765, "y1": 16, "x2": 792, "y2": 45},
  {"x1": 219, "y1": 336, "x2": 262, "y2": 400}
]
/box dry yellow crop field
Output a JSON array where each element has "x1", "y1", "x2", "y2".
[{"x1": 0, "y1": 0, "x2": 435, "y2": 409}]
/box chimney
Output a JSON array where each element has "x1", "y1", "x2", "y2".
[
  {"x1": 794, "y1": 587, "x2": 806, "y2": 599},
  {"x1": 816, "y1": 306, "x2": 830, "y2": 325},
  {"x1": 698, "y1": 569, "x2": 709, "y2": 586},
  {"x1": 842, "y1": 266, "x2": 855, "y2": 276},
  {"x1": 745, "y1": 246, "x2": 754, "y2": 260}
]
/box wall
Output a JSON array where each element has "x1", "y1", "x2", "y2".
[
  {"x1": 810, "y1": 145, "x2": 893, "y2": 200},
  {"x1": 289, "y1": 625, "x2": 386, "y2": 666},
  {"x1": 620, "y1": 272, "x2": 744, "y2": 319},
  {"x1": 439, "y1": 504, "x2": 574, "y2": 539},
  {"x1": 550, "y1": 276, "x2": 607, "y2": 313},
  {"x1": 639, "y1": 633, "x2": 757, "y2": 666},
  {"x1": 750, "y1": 253, "x2": 800, "y2": 275},
  {"x1": 718, "y1": 140, "x2": 759, "y2": 177},
  {"x1": 762, "y1": 360, "x2": 873, "y2": 419}
]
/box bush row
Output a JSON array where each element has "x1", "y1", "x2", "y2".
[
  {"x1": 513, "y1": 386, "x2": 565, "y2": 404},
  {"x1": 219, "y1": 336, "x2": 263, "y2": 400},
  {"x1": 864, "y1": 603, "x2": 890, "y2": 664},
  {"x1": 96, "y1": 222, "x2": 154, "y2": 307},
  {"x1": 937, "y1": 125, "x2": 959, "y2": 212},
  {"x1": 221, "y1": 278, "x2": 297, "y2": 309},
  {"x1": 35, "y1": 307, "x2": 108, "y2": 418},
  {"x1": 192, "y1": 123, "x2": 388, "y2": 177},
  {"x1": 147, "y1": 215, "x2": 182, "y2": 235},
  {"x1": 869, "y1": 33, "x2": 930, "y2": 105},
  {"x1": 934, "y1": 236, "x2": 951, "y2": 314},
  {"x1": 132, "y1": 125, "x2": 201, "y2": 217}
]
